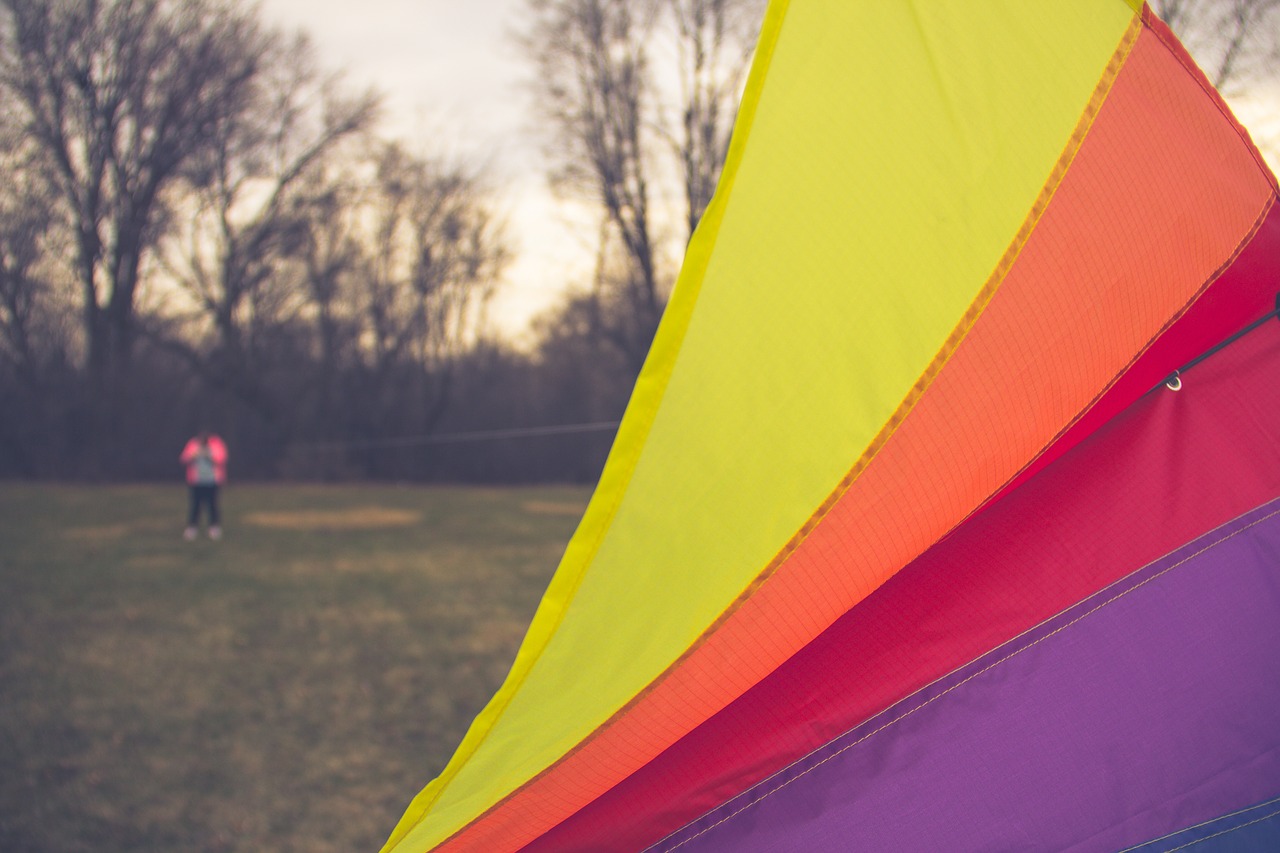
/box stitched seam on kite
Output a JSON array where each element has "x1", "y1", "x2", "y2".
[
  {"x1": 651, "y1": 496, "x2": 1280, "y2": 852},
  {"x1": 1164, "y1": 807, "x2": 1280, "y2": 852},
  {"x1": 965, "y1": 10, "x2": 1280, "y2": 518},
  {"x1": 432, "y1": 13, "x2": 1144, "y2": 851},
  {"x1": 615, "y1": 8, "x2": 1146, "y2": 779},
  {"x1": 717, "y1": 9, "x2": 1141, "y2": 621},
  {"x1": 1120, "y1": 794, "x2": 1280, "y2": 851},
  {"x1": 968, "y1": 188, "x2": 1277, "y2": 525},
  {"x1": 1143, "y1": 6, "x2": 1280, "y2": 194},
  {"x1": 400, "y1": 2, "x2": 796, "y2": 850},
  {"x1": 660, "y1": 504, "x2": 1280, "y2": 851},
  {"x1": 656, "y1": 12, "x2": 1280, "y2": 850}
]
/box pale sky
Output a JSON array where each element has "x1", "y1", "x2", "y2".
[
  {"x1": 253, "y1": 0, "x2": 1280, "y2": 342},
  {"x1": 255, "y1": 0, "x2": 594, "y2": 342}
]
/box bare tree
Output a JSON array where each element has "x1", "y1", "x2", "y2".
[
  {"x1": 158, "y1": 31, "x2": 378, "y2": 418},
  {"x1": 293, "y1": 173, "x2": 362, "y2": 435},
  {"x1": 523, "y1": 0, "x2": 666, "y2": 370},
  {"x1": 0, "y1": 133, "x2": 64, "y2": 386},
  {"x1": 0, "y1": 0, "x2": 271, "y2": 381},
  {"x1": 1154, "y1": 0, "x2": 1280, "y2": 93},
  {"x1": 664, "y1": 0, "x2": 765, "y2": 235},
  {"x1": 356, "y1": 143, "x2": 509, "y2": 439},
  {"x1": 0, "y1": 97, "x2": 84, "y2": 475},
  {"x1": 521, "y1": 0, "x2": 764, "y2": 371}
]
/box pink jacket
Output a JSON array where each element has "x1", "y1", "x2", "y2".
[{"x1": 180, "y1": 435, "x2": 228, "y2": 485}]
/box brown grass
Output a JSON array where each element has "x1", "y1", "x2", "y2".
[
  {"x1": 521, "y1": 500, "x2": 589, "y2": 516},
  {"x1": 243, "y1": 507, "x2": 422, "y2": 530},
  {"x1": 0, "y1": 483, "x2": 589, "y2": 853}
]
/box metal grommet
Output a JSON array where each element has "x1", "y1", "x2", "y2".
[{"x1": 1165, "y1": 372, "x2": 1182, "y2": 392}]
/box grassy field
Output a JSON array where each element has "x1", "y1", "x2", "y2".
[{"x1": 0, "y1": 482, "x2": 590, "y2": 853}]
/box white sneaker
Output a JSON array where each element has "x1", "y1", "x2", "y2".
[
  {"x1": 184, "y1": 527, "x2": 198, "y2": 541},
  {"x1": 208, "y1": 526, "x2": 222, "y2": 540}
]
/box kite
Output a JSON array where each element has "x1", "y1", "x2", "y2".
[{"x1": 383, "y1": 1, "x2": 1280, "y2": 850}]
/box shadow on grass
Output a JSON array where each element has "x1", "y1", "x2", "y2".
[{"x1": 0, "y1": 483, "x2": 588, "y2": 853}]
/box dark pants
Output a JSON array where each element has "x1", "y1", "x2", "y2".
[{"x1": 188, "y1": 484, "x2": 220, "y2": 527}]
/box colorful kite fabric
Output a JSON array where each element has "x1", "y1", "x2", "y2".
[{"x1": 383, "y1": 1, "x2": 1280, "y2": 851}]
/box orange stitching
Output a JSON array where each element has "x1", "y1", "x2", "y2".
[{"x1": 971, "y1": 189, "x2": 1276, "y2": 524}]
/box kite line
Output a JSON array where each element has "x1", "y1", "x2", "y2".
[{"x1": 1162, "y1": 291, "x2": 1280, "y2": 391}]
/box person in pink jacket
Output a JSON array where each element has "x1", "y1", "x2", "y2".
[{"x1": 180, "y1": 431, "x2": 228, "y2": 540}]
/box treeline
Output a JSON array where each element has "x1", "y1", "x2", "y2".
[
  {"x1": 1, "y1": 0, "x2": 1273, "y2": 482},
  {"x1": 0, "y1": 0, "x2": 767, "y2": 482},
  {"x1": 0, "y1": 320, "x2": 635, "y2": 483}
]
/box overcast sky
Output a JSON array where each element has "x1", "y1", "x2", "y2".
[
  {"x1": 255, "y1": 0, "x2": 592, "y2": 342},
  {"x1": 253, "y1": 1, "x2": 1280, "y2": 340}
]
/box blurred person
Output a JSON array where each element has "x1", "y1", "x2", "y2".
[{"x1": 180, "y1": 431, "x2": 228, "y2": 540}]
